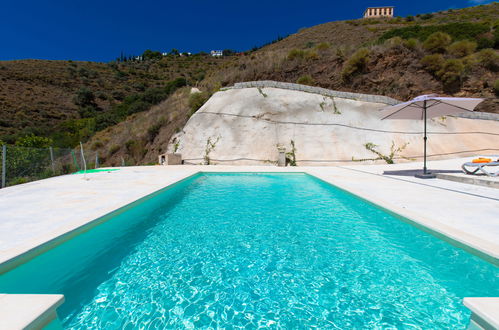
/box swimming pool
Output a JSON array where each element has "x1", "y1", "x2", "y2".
[{"x1": 0, "y1": 173, "x2": 497, "y2": 328}]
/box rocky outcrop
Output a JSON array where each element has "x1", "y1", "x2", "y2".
[{"x1": 171, "y1": 85, "x2": 499, "y2": 166}]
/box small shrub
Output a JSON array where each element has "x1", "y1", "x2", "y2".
[
  {"x1": 188, "y1": 92, "x2": 211, "y2": 115},
  {"x1": 287, "y1": 49, "x2": 306, "y2": 60},
  {"x1": 305, "y1": 41, "x2": 315, "y2": 48},
  {"x1": 74, "y1": 87, "x2": 95, "y2": 107},
  {"x1": 475, "y1": 49, "x2": 499, "y2": 71},
  {"x1": 296, "y1": 75, "x2": 314, "y2": 86},
  {"x1": 404, "y1": 38, "x2": 419, "y2": 50},
  {"x1": 204, "y1": 136, "x2": 220, "y2": 165},
  {"x1": 315, "y1": 42, "x2": 331, "y2": 51},
  {"x1": 112, "y1": 90, "x2": 125, "y2": 100},
  {"x1": 423, "y1": 32, "x2": 452, "y2": 53},
  {"x1": 384, "y1": 37, "x2": 404, "y2": 48},
  {"x1": 437, "y1": 59, "x2": 465, "y2": 91},
  {"x1": 147, "y1": 118, "x2": 167, "y2": 142},
  {"x1": 305, "y1": 51, "x2": 319, "y2": 60},
  {"x1": 421, "y1": 54, "x2": 445, "y2": 74},
  {"x1": 109, "y1": 145, "x2": 120, "y2": 155},
  {"x1": 91, "y1": 141, "x2": 103, "y2": 150},
  {"x1": 285, "y1": 140, "x2": 297, "y2": 166},
  {"x1": 477, "y1": 37, "x2": 494, "y2": 50},
  {"x1": 494, "y1": 79, "x2": 499, "y2": 96},
  {"x1": 448, "y1": 40, "x2": 477, "y2": 57},
  {"x1": 341, "y1": 48, "x2": 370, "y2": 80},
  {"x1": 353, "y1": 141, "x2": 410, "y2": 164},
  {"x1": 95, "y1": 91, "x2": 108, "y2": 100}
]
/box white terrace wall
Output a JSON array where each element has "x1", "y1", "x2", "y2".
[{"x1": 222, "y1": 81, "x2": 400, "y2": 106}]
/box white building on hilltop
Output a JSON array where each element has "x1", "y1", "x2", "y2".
[
  {"x1": 363, "y1": 6, "x2": 394, "y2": 18},
  {"x1": 211, "y1": 50, "x2": 223, "y2": 57}
]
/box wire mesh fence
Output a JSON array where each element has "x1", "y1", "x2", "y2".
[{"x1": 0, "y1": 144, "x2": 101, "y2": 188}]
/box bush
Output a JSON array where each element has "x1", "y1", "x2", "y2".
[
  {"x1": 341, "y1": 48, "x2": 370, "y2": 80},
  {"x1": 315, "y1": 42, "x2": 331, "y2": 51},
  {"x1": 91, "y1": 141, "x2": 103, "y2": 150},
  {"x1": 287, "y1": 49, "x2": 306, "y2": 60},
  {"x1": 423, "y1": 32, "x2": 452, "y2": 53},
  {"x1": 437, "y1": 59, "x2": 465, "y2": 91},
  {"x1": 475, "y1": 49, "x2": 499, "y2": 71},
  {"x1": 477, "y1": 37, "x2": 494, "y2": 50},
  {"x1": 142, "y1": 49, "x2": 162, "y2": 60},
  {"x1": 15, "y1": 134, "x2": 53, "y2": 148},
  {"x1": 109, "y1": 145, "x2": 120, "y2": 155},
  {"x1": 404, "y1": 38, "x2": 419, "y2": 50},
  {"x1": 95, "y1": 91, "x2": 108, "y2": 100},
  {"x1": 74, "y1": 87, "x2": 95, "y2": 107},
  {"x1": 188, "y1": 92, "x2": 211, "y2": 115},
  {"x1": 112, "y1": 90, "x2": 125, "y2": 100},
  {"x1": 421, "y1": 54, "x2": 445, "y2": 74},
  {"x1": 379, "y1": 23, "x2": 489, "y2": 43},
  {"x1": 147, "y1": 118, "x2": 167, "y2": 142},
  {"x1": 384, "y1": 37, "x2": 404, "y2": 48},
  {"x1": 305, "y1": 51, "x2": 319, "y2": 60},
  {"x1": 494, "y1": 79, "x2": 499, "y2": 96},
  {"x1": 296, "y1": 75, "x2": 314, "y2": 86},
  {"x1": 448, "y1": 40, "x2": 477, "y2": 57}
]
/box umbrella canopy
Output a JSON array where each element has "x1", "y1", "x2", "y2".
[
  {"x1": 379, "y1": 94, "x2": 484, "y2": 178},
  {"x1": 380, "y1": 94, "x2": 484, "y2": 120}
]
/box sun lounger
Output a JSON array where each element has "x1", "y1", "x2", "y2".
[{"x1": 461, "y1": 161, "x2": 499, "y2": 177}]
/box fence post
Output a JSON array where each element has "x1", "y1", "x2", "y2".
[
  {"x1": 1, "y1": 145, "x2": 6, "y2": 188},
  {"x1": 49, "y1": 147, "x2": 55, "y2": 174},
  {"x1": 95, "y1": 152, "x2": 99, "y2": 169}
]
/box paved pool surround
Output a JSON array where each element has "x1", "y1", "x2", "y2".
[{"x1": 0, "y1": 158, "x2": 498, "y2": 328}]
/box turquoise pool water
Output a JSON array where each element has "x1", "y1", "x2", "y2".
[{"x1": 0, "y1": 173, "x2": 498, "y2": 328}]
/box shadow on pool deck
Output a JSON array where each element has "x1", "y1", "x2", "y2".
[{"x1": 383, "y1": 169, "x2": 462, "y2": 177}]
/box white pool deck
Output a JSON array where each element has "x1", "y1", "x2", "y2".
[{"x1": 0, "y1": 157, "x2": 498, "y2": 328}]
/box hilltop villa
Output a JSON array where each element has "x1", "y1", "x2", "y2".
[{"x1": 363, "y1": 6, "x2": 394, "y2": 18}]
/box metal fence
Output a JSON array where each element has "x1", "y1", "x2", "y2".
[{"x1": 0, "y1": 144, "x2": 100, "y2": 188}]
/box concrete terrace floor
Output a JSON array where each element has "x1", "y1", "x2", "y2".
[{"x1": 0, "y1": 157, "x2": 498, "y2": 270}]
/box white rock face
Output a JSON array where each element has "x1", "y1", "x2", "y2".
[{"x1": 171, "y1": 87, "x2": 499, "y2": 165}]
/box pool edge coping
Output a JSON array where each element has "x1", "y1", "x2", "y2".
[{"x1": 0, "y1": 294, "x2": 64, "y2": 330}]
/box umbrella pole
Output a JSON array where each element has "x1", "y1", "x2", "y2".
[
  {"x1": 415, "y1": 100, "x2": 435, "y2": 178},
  {"x1": 423, "y1": 101, "x2": 427, "y2": 174}
]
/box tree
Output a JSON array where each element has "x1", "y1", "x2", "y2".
[
  {"x1": 142, "y1": 49, "x2": 162, "y2": 60},
  {"x1": 222, "y1": 49, "x2": 236, "y2": 56},
  {"x1": 170, "y1": 49, "x2": 180, "y2": 56},
  {"x1": 15, "y1": 134, "x2": 53, "y2": 148},
  {"x1": 74, "y1": 87, "x2": 96, "y2": 107}
]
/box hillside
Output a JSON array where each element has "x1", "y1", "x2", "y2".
[
  {"x1": 0, "y1": 56, "x2": 230, "y2": 145},
  {"x1": 1, "y1": 2, "x2": 498, "y2": 167}
]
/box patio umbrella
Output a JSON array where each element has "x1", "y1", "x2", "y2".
[{"x1": 380, "y1": 94, "x2": 484, "y2": 178}]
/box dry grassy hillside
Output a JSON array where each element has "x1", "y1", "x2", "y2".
[
  {"x1": 82, "y1": 88, "x2": 193, "y2": 166},
  {"x1": 204, "y1": 3, "x2": 498, "y2": 112},
  {"x1": 0, "y1": 56, "x2": 229, "y2": 144}
]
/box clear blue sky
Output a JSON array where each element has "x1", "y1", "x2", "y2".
[{"x1": 0, "y1": 0, "x2": 493, "y2": 62}]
